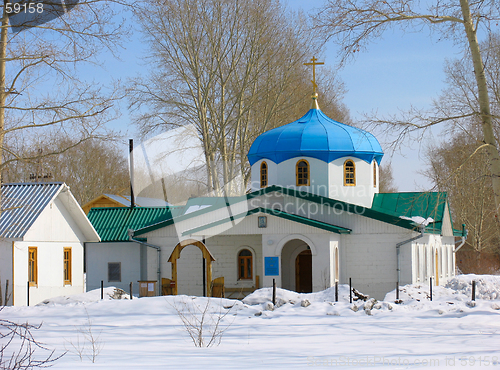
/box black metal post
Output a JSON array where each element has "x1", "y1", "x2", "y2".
[
  {"x1": 101, "y1": 280, "x2": 104, "y2": 300},
  {"x1": 335, "y1": 281, "x2": 338, "y2": 302},
  {"x1": 396, "y1": 282, "x2": 400, "y2": 301},
  {"x1": 272, "y1": 279, "x2": 276, "y2": 306},
  {"x1": 430, "y1": 277, "x2": 433, "y2": 301},
  {"x1": 27, "y1": 281, "x2": 29, "y2": 306},
  {"x1": 472, "y1": 280, "x2": 476, "y2": 301},
  {"x1": 129, "y1": 139, "x2": 135, "y2": 208},
  {"x1": 202, "y1": 238, "x2": 206, "y2": 297},
  {"x1": 5, "y1": 279, "x2": 9, "y2": 305},
  {"x1": 130, "y1": 282, "x2": 133, "y2": 300},
  {"x1": 349, "y1": 278, "x2": 352, "y2": 304}
]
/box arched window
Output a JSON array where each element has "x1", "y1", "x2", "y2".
[
  {"x1": 344, "y1": 160, "x2": 355, "y2": 186},
  {"x1": 260, "y1": 161, "x2": 268, "y2": 188},
  {"x1": 296, "y1": 159, "x2": 310, "y2": 186},
  {"x1": 238, "y1": 249, "x2": 252, "y2": 280},
  {"x1": 373, "y1": 161, "x2": 377, "y2": 187}
]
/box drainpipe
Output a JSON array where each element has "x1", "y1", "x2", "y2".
[
  {"x1": 453, "y1": 224, "x2": 468, "y2": 254},
  {"x1": 128, "y1": 230, "x2": 161, "y2": 296},
  {"x1": 396, "y1": 225, "x2": 425, "y2": 300}
]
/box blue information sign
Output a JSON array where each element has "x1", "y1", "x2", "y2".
[{"x1": 265, "y1": 257, "x2": 279, "y2": 276}]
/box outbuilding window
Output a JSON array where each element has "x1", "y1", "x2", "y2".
[
  {"x1": 28, "y1": 247, "x2": 38, "y2": 287},
  {"x1": 344, "y1": 160, "x2": 355, "y2": 186},
  {"x1": 260, "y1": 161, "x2": 268, "y2": 188},
  {"x1": 296, "y1": 160, "x2": 310, "y2": 186},
  {"x1": 64, "y1": 247, "x2": 72, "y2": 285},
  {"x1": 108, "y1": 262, "x2": 121, "y2": 282},
  {"x1": 238, "y1": 249, "x2": 252, "y2": 280}
]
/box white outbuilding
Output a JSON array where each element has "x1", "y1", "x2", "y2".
[
  {"x1": 87, "y1": 93, "x2": 466, "y2": 300},
  {"x1": 0, "y1": 182, "x2": 100, "y2": 306}
]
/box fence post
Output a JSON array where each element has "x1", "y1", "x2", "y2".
[
  {"x1": 429, "y1": 277, "x2": 433, "y2": 301},
  {"x1": 5, "y1": 280, "x2": 9, "y2": 305},
  {"x1": 27, "y1": 281, "x2": 30, "y2": 306},
  {"x1": 472, "y1": 280, "x2": 476, "y2": 301},
  {"x1": 101, "y1": 280, "x2": 104, "y2": 300},
  {"x1": 335, "y1": 281, "x2": 338, "y2": 302},
  {"x1": 272, "y1": 279, "x2": 276, "y2": 306},
  {"x1": 349, "y1": 278, "x2": 352, "y2": 304},
  {"x1": 130, "y1": 282, "x2": 133, "y2": 300},
  {"x1": 396, "y1": 282, "x2": 400, "y2": 301}
]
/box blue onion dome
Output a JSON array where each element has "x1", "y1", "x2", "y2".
[{"x1": 247, "y1": 104, "x2": 384, "y2": 166}]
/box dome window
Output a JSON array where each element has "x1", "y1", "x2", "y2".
[
  {"x1": 260, "y1": 161, "x2": 268, "y2": 188},
  {"x1": 344, "y1": 160, "x2": 355, "y2": 186},
  {"x1": 296, "y1": 160, "x2": 310, "y2": 186}
]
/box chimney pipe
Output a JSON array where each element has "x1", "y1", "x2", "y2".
[{"x1": 129, "y1": 139, "x2": 135, "y2": 208}]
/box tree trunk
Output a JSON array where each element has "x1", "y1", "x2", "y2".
[
  {"x1": 460, "y1": 0, "x2": 500, "y2": 222},
  {"x1": 0, "y1": 8, "x2": 8, "y2": 214}
]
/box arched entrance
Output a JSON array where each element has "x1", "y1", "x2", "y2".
[
  {"x1": 295, "y1": 250, "x2": 312, "y2": 293},
  {"x1": 168, "y1": 239, "x2": 215, "y2": 296},
  {"x1": 280, "y1": 238, "x2": 313, "y2": 293}
]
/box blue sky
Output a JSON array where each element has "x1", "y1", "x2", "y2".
[{"x1": 96, "y1": 1, "x2": 468, "y2": 192}]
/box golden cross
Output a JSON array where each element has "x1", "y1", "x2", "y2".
[{"x1": 303, "y1": 56, "x2": 324, "y2": 93}]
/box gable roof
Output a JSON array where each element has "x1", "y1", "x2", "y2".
[
  {"x1": 87, "y1": 206, "x2": 183, "y2": 242},
  {"x1": 133, "y1": 185, "x2": 426, "y2": 237},
  {"x1": 180, "y1": 207, "x2": 352, "y2": 236},
  {"x1": 0, "y1": 182, "x2": 100, "y2": 241},
  {"x1": 0, "y1": 182, "x2": 63, "y2": 238}
]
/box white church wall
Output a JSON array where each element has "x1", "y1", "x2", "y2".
[
  {"x1": 276, "y1": 157, "x2": 330, "y2": 197},
  {"x1": 441, "y1": 203, "x2": 454, "y2": 237},
  {"x1": 147, "y1": 234, "x2": 263, "y2": 295},
  {"x1": 409, "y1": 235, "x2": 456, "y2": 287},
  {"x1": 340, "y1": 230, "x2": 422, "y2": 300},
  {"x1": 250, "y1": 159, "x2": 278, "y2": 190},
  {"x1": 328, "y1": 157, "x2": 376, "y2": 208},
  {"x1": 208, "y1": 235, "x2": 262, "y2": 290},
  {"x1": 0, "y1": 241, "x2": 13, "y2": 305},
  {"x1": 13, "y1": 241, "x2": 84, "y2": 306}
]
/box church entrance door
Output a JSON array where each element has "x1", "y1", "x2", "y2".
[{"x1": 295, "y1": 250, "x2": 312, "y2": 293}]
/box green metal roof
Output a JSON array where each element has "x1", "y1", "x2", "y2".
[
  {"x1": 371, "y1": 192, "x2": 450, "y2": 234},
  {"x1": 87, "y1": 207, "x2": 181, "y2": 241},
  {"x1": 181, "y1": 207, "x2": 352, "y2": 236}
]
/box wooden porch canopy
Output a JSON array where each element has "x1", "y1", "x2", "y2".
[{"x1": 168, "y1": 239, "x2": 215, "y2": 297}]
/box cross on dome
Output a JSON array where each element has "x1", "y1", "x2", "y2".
[{"x1": 303, "y1": 56, "x2": 324, "y2": 94}]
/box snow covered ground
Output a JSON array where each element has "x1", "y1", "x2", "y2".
[{"x1": 1, "y1": 274, "x2": 500, "y2": 369}]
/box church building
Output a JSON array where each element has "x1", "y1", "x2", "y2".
[{"x1": 86, "y1": 61, "x2": 466, "y2": 300}]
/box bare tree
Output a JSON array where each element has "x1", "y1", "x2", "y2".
[
  {"x1": 4, "y1": 136, "x2": 129, "y2": 205},
  {"x1": 314, "y1": 0, "x2": 500, "y2": 218},
  {"x1": 425, "y1": 133, "x2": 499, "y2": 254},
  {"x1": 170, "y1": 297, "x2": 233, "y2": 348},
  {"x1": 129, "y1": 0, "x2": 348, "y2": 197},
  {"x1": 0, "y1": 0, "x2": 128, "y2": 210},
  {"x1": 379, "y1": 164, "x2": 398, "y2": 193},
  {"x1": 1, "y1": 309, "x2": 64, "y2": 369}
]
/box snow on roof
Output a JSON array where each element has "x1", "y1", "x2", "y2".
[{"x1": 399, "y1": 216, "x2": 434, "y2": 226}]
